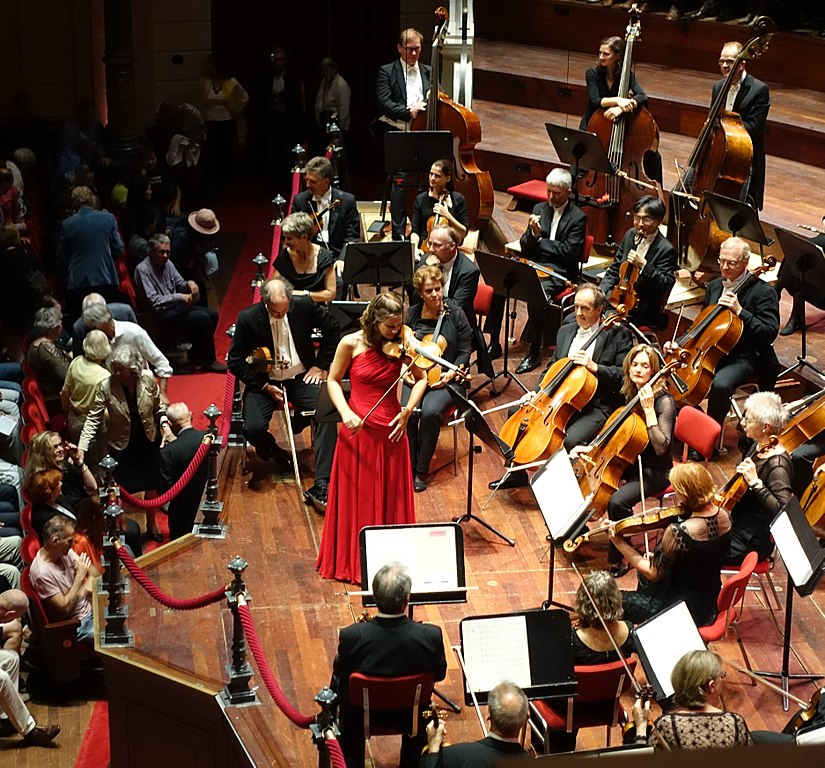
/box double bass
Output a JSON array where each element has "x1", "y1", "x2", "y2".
[
  {"x1": 669, "y1": 17, "x2": 774, "y2": 272},
  {"x1": 410, "y1": 6, "x2": 494, "y2": 228},
  {"x1": 665, "y1": 257, "x2": 775, "y2": 407},
  {"x1": 583, "y1": 6, "x2": 661, "y2": 250}
]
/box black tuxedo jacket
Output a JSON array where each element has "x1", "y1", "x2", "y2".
[
  {"x1": 291, "y1": 187, "x2": 360, "y2": 260},
  {"x1": 227, "y1": 296, "x2": 339, "y2": 392},
  {"x1": 413, "y1": 251, "x2": 480, "y2": 327},
  {"x1": 375, "y1": 60, "x2": 432, "y2": 123},
  {"x1": 703, "y1": 274, "x2": 779, "y2": 371},
  {"x1": 420, "y1": 736, "x2": 529, "y2": 767},
  {"x1": 599, "y1": 228, "x2": 677, "y2": 328},
  {"x1": 519, "y1": 201, "x2": 587, "y2": 281},
  {"x1": 157, "y1": 426, "x2": 208, "y2": 536},
  {"x1": 711, "y1": 74, "x2": 770, "y2": 208},
  {"x1": 547, "y1": 319, "x2": 632, "y2": 412}
]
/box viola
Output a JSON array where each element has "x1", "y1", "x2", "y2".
[
  {"x1": 308, "y1": 198, "x2": 342, "y2": 237},
  {"x1": 668, "y1": 17, "x2": 774, "y2": 272},
  {"x1": 713, "y1": 435, "x2": 779, "y2": 513},
  {"x1": 419, "y1": 305, "x2": 450, "y2": 386},
  {"x1": 584, "y1": 6, "x2": 662, "y2": 250},
  {"x1": 421, "y1": 191, "x2": 450, "y2": 253},
  {"x1": 666, "y1": 257, "x2": 775, "y2": 407},
  {"x1": 563, "y1": 504, "x2": 682, "y2": 553},
  {"x1": 410, "y1": 6, "x2": 493, "y2": 228},
  {"x1": 382, "y1": 325, "x2": 470, "y2": 382},
  {"x1": 499, "y1": 310, "x2": 626, "y2": 465},
  {"x1": 573, "y1": 353, "x2": 688, "y2": 518},
  {"x1": 608, "y1": 232, "x2": 645, "y2": 314}
]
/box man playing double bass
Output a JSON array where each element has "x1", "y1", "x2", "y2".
[
  {"x1": 664, "y1": 236, "x2": 779, "y2": 456},
  {"x1": 490, "y1": 284, "x2": 632, "y2": 489},
  {"x1": 599, "y1": 196, "x2": 677, "y2": 330}
]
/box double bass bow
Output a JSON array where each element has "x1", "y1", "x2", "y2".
[
  {"x1": 665, "y1": 256, "x2": 775, "y2": 407},
  {"x1": 669, "y1": 17, "x2": 774, "y2": 272},
  {"x1": 583, "y1": 6, "x2": 662, "y2": 250},
  {"x1": 410, "y1": 6, "x2": 493, "y2": 227}
]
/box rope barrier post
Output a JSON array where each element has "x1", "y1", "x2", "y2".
[
  {"x1": 225, "y1": 324, "x2": 245, "y2": 447},
  {"x1": 98, "y1": 455, "x2": 127, "y2": 593},
  {"x1": 292, "y1": 144, "x2": 306, "y2": 174},
  {"x1": 251, "y1": 252, "x2": 268, "y2": 295},
  {"x1": 310, "y1": 687, "x2": 340, "y2": 768},
  {"x1": 223, "y1": 556, "x2": 257, "y2": 705},
  {"x1": 99, "y1": 485, "x2": 134, "y2": 647},
  {"x1": 195, "y1": 404, "x2": 227, "y2": 539},
  {"x1": 271, "y1": 194, "x2": 286, "y2": 227}
]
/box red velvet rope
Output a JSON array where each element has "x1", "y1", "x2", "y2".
[
  {"x1": 237, "y1": 603, "x2": 314, "y2": 728},
  {"x1": 326, "y1": 738, "x2": 346, "y2": 768},
  {"x1": 118, "y1": 440, "x2": 211, "y2": 509},
  {"x1": 219, "y1": 373, "x2": 236, "y2": 441},
  {"x1": 115, "y1": 545, "x2": 227, "y2": 610}
]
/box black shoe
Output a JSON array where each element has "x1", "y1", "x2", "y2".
[
  {"x1": 269, "y1": 444, "x2": 294, "y2": 470},
  {"x1": 685, "y1": 0, "x2": 717, "y2": 19},
  {"x1": 413, "y1": 473, "x2": 428, "y2": 493},
  {"x1": 780, "y1": 315, "x2": 800, "y2": 336},
  {"x1": 686, "y1": 447, "x2": 705, "y2": 462},
  {"x1": 304, "y1": 482, "x2": 328, "y2": 511},
  {"x1": 610, "y1": 562, "x2": 631, "y2": 579},
  {"x1": 22, "y1": 724, "x2": 60, "y2": 746},
  {"x1": 488, "y1": 469, "x2": 529, "y2": 490},
  {"x1": 486, "y1": 342, "x2": 503, "y2": 360},
  {"x1": 515, "y1": 352, "x2": 541, "y2": 375}
]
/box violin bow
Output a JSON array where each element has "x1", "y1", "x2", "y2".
[
  {"x1": 357, "y1": 361, "x2": 414, "y2": 428},
  {"x1": 723, "y1": 660, "x2": 809, "y2": 709},
  {"x1": 278, "y1": 395, "x2": 305, "y2": 505},
  {"x1": 636, "y1": 454, "x2": 651, "y2": 557}
]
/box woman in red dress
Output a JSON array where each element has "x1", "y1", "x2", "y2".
[{"x1": 317, "y1": 292, "x2": 428, "y2": 584}]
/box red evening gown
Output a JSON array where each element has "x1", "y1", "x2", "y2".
[{"x1": 316, "y1": 347, "x2": 416, "y2": 583}]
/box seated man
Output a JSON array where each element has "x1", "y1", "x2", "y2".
[
  {"x1": 332, "y1": 562, "x2": 447, "y2": 768},
  {"x1": 28, "y1": 516, "x2": 99, "y2": 644},
  {"x1": 134, "y1": 233, "x2": 225, "y2": 372},
  {"x1": 82, "y1": 299, "x2": 173, "y2": 405},
  {"x1": 70, "y1": 291, "x2": 137, "y2": 357},
  {"x1": 422, "y1": 680, "x2": 529, "y2": 766},
  {"x1": 0, "y1": 589, "x2": 60, "y2": 745},
  {"x1": 227, "y1": 278, "x2": 339, "y2": 506},
  {"x1": 157, "y1": 402, "x2": 208, "y2": 539}
]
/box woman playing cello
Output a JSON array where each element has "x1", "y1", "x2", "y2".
[
  {"x1": 609, "y1": 462, "x2": 733, "y2": 627},
  {"x1": 410, "y1": 159, "x2": 468, "y2": 251},
  {"x1": 574, "y1": 344, "x2": 675, "y2": 577}
]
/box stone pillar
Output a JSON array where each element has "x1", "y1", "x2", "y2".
[{"x1": 103, "y1": 0, "x2": 140, "y2": 164}]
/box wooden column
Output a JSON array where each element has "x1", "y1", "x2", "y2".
[{"x1": 103, "y1": 0, "x2": 139, "y2": 164}]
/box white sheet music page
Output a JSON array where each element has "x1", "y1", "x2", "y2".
[
  {"x1": 771, "y1": 511, "x2": 814, "y2": 588},
  {"x1": 462, "y1": 615, "x2": 531, "y2": 693}
]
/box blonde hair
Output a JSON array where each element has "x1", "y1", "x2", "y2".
[
  {"x1": 668, "y1": 462, "x2": 716, "y2": 513},
  {"x1": 671, "y1": 650, "x2": 724, "y2": 709}
]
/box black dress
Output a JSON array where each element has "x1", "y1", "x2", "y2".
[
  {"x1": 411, "y1": 190, "x2": 468, "y2": 244},
  {"x1": 580, "y1": 66, "x2": 648, "y2": 130},
  {"x1": 272, "y1": 247, "x2": 335, "y2": 295},
  {"x1": 622, "y1": 511, "x2": 733, "y2": 627},
  {"x1": 572, "y1": 621, "x2": 635, "y2": 665}
]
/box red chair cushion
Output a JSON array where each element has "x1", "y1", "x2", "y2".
[{"x1": 506, "y1": 179, "x2": 547, "y2": 203}]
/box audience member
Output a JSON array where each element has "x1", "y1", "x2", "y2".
[
  {"x1": 157, "y1": 402, "x2": 208, "y2": 539},
  {"x1": 423, "y1": 681, "x2": 529, "y2": 766},
  {"x1": 170, "y1": 208, "x2": 221, "y2": 304},
  {"x1": 70, "y1": 292, "x2": 138, "y2": 357},
  {"x1": 134, "y1": 233, "x2": 225, "y2": 372},
  {"x1": 0, "y1": 484, "x2": 22, "y2": 539},
  {"x1": 27, "y1": 305, "x2": 72, "y2": 417},
  {"x1": 332, "y1": 562, "x2": 447, "y2": 768}
]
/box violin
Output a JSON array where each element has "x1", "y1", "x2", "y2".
[
  {"x1": 246, "y1": 345, "x2": 291, "y2": 372},
  {"x1": 608, "y1": 232, "x2": 645, "y2": 315},
  {"x1": 713, "y1": 435, "x2": 779, "y2": 513},
  {"x1": 420, "y1": 306, "x2": 450, "y2": 386},
  {"x1": 382, "y1": 326, "x2": 470, "y2": 382},
  {"x1": 666, "y1": 257, "x2": 776, "y2": 407},
  {"x1": 308, "y1": 198, "x2": 341, "y2": 236},
  {"x1": 421, "y1": 191, "x2": 450, "y2": 253},
  {"x1": 564, "y1": 505, "x2": 682, "y2": 553}
]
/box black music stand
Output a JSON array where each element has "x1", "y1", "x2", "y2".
[
  {"x1": 341, "y1": 241, "x2": 415, "y2": 295},
  {"x1": 473, "y1": 249, "x2": 550, "y2": 394},
  {"x1": 774, "y1": 227, "x2": 825, "y2": 379},
  {"x1": 705, "y1": 191, "x2": 773, "y2": 248},
  {"x1": 447, "y1": 384, "x2": 515, "y2": 546},
  {"x1": 329, "y1": 301, "x2": 365, "y2": 339},
  {"x1": 313, "y1": 380, "x2": 351, "y2": 423},
  {"x1": 545, "y1": 123, "x2": 614, "y2": 207}
]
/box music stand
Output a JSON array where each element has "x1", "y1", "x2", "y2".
[
  {"x1": 545, "y1": 123, "x2": 614, "y2": 207},
  {"x1": 474, "y1": 249, "x2": 550, "y2": 394},
  {"x1": 313, "y1": 380, "x2": 350, "y2": 423},
  {"x1": 341, "y1": 241, "x2": 415, "y2": 295},
  {"x1": 704, "y1": 190, "x2": 773, "y2": 247},
  {"x1": 329, "y1": 301, "x2": 365, "y2": 338},
  {"x1": 447, "y1": 384, "x2": 515, "y2": 546},
  {"x1": 774, "y1": 227, "x2": 825, "y2": 379},
  {"x1": 751, "y1": 498, "x2": 825, "y2": 710}
]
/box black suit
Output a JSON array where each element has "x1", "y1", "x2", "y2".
[
  {"x1": 291, "y1": 187, "x2": 360, "y2": 262},
  {"x1": 420, "y1": 736, "x2": 528, "y2": 767},
  {"x1": 227, "y1": 297, "x2": 339, "y2": 480},
  {"x1": 700, "y1": 275, "x2": 779, "y2": 426},
  {"x1": 333, "y1": 615, "x2": 447, "y2": 768},
  {"x1": 599, "y1": 229, "x2": 677, "y2": 329},
  {"x1": 157, "y1": 426, "x2": 208, "y2": 539},
  {"x1": 375, "y1": 59, "x2": 433, "y2": 240},
  {"x1": 711, "y1": 74, "x2": 770, "y2": 209}
]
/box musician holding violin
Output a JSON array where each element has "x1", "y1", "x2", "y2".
[
  {"x1": 664, "y1": 236, "x2": 779, "y2": 439},
  {"x1": 316, "y1": 293, "x2": 428, "y2": 585},
  {"x1": 726, "y1": 391, "x2": 793, "y2": 566},
  {"x1": 410, "y1": 159, "x2": 468, "y2": 250},
  {"x1": 610, "y1": 462, "x2": 732, "y2": 627},
  {"x1": 403, "y1": 265, "x2": 472, "y2": 492},
  {"x1": 271, "y1": 212, "x2": 336, "y2": 303},
  {"x1": 598, "y1": 196, "x2": 677, "y2": 330}
]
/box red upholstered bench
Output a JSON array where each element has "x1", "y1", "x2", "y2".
[{"x1": 506, "y1": 179, "x2": 547, "y2": 210}]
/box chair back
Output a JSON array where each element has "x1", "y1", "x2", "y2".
[
  {"x1": 348, "y1": 671, "x2": 434, "y2": 740},
  {"x1": 674, "y1": 405, "x2": 721, "y2": 460},
  {"x1": 700, "y1": 551, "x2": 758, "y2": 643},
  {"x1": 21, "y1": 533, "x2": 40, "y2": 565},
  {"x1": 20, "y1": 503, "x2": 35, "y2": 538},
  {"x1": 574, "y1": 658, "x2": 637, "y2": 705},
  {"x1": 473, "y1": 283, "x2": 494, "y2": 317}
]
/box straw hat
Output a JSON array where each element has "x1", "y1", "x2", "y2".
[{"x1": 188, "y1": 208, "x2": 220, "y2": 235}]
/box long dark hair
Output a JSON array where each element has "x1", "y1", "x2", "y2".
[
  {"x1": 599, "y1": 36, "x2": 625, "y2": 77},
  {"x1": 360, "y1": 292, "x2": 403, "y2": 350}
]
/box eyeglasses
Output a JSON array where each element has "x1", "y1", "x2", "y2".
[
  {"x1": 718, "y1": 258, "x2": 743, "y2": 267},
  {"x1": 404, "y1": 46, "x2": 422, "y2": 53},
  {"x1": 633, "y1": 215, "x2": 655, "y2": 224}
]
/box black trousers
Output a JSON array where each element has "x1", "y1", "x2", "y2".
[
  {"x1": 157, "y1": 305, "x2": 219, "y2": 364},
  {"x1": 402, "y1": 384, "x2": 457, "y2": 476}
]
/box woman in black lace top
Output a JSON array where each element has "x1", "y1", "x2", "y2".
[
  {"x1": 632, "y1": 650, "x2": 752, "y2": 750},
  {"x1": 727, "y1": 392, "x2": 794, "y2": 565},
  {"x1": 272, "y1": 212, "x2": 335, "y2": 303},
  {"x1": 612, "y1": 462, "x2": 733, "y2": 627}
]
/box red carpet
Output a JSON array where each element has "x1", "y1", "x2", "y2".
[{"x1": 73, "y1": 700, "x2": 109, "y2": 768}]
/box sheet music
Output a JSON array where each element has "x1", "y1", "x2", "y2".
[
  {"x1": 462, "y1": 615, "x2": 531, "y2": 693},
  {"x1": 531, "y1": 449, "x2": 587, "y2": 541},
  {"x1": 772, "y1": 512, "x2": 814, "y2": 587}
]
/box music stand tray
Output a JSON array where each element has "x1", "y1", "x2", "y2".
[
  {"x1": 704, "y1": 191, "x2": 772, "y2": 245},
  {"x1": 384, "y1": 130, "x2": 454, "y2": 176},
  {"x1": 545, "y1": 123, "x2": 614, "y2": 175},
  {"x1": 342, "y1": 241, "x2": 415, "y2": 287},
  {"x1": 313, "y1": 380, "x2": 351, "y2": 423},
  {"x1": 474, "y1": 250, "x2": 552, "y2": 307},
  {"x1": 329, "y1": 301, "x2": 365, "y2": 337}
]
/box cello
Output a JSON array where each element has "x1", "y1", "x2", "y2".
[
  {"x1": 665, "y1": 256, "x2": 775, "y2": 407},
  {"x1": 499, "y1": 310, "x2": 626, "y2": 464},
  {"x1": 573, "y1": 354, "x2": 687, "y2": 518},
  {"x1": 668, "y1": 17, "x2": 774, "y2": 273},
  {"x1": 410, "y1": 6, "x2": 494, "y2": 228},
  {"x1": 779, "y1": 388, "x2": 825, "y2": 455},
  {"x1": 583, "y1": 7, "x2": 661, "y2": 250}
]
